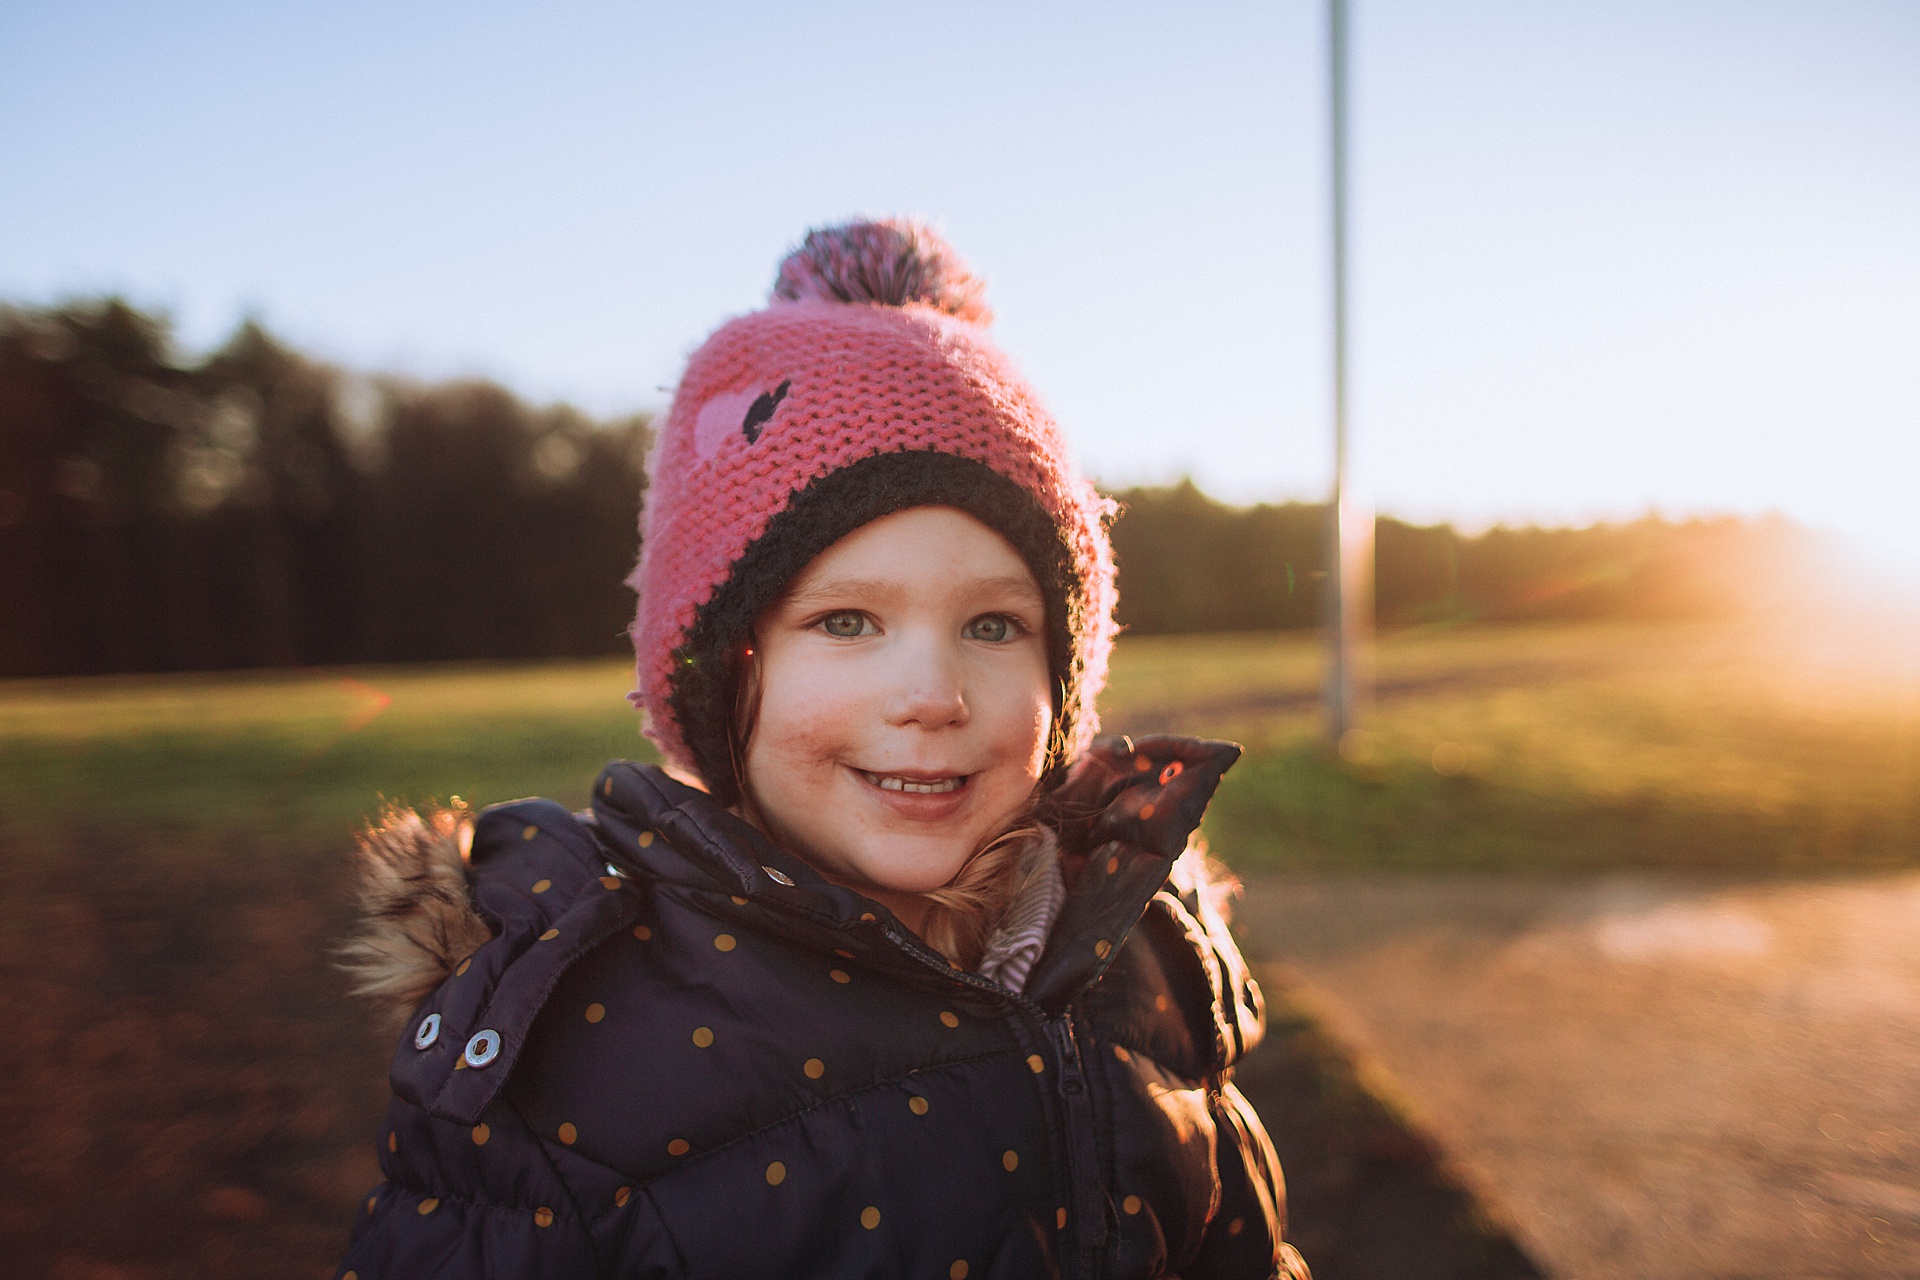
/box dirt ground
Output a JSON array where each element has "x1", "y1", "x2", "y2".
[{"x1": 1234, "y1": 871, "x2": 1920, "y2": 1280}]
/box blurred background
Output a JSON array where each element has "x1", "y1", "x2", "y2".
[{"x1": 2, "y1": 2, "x2": 1917, "y2": 1277}]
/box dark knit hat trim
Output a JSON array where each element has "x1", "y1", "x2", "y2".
[{"x1": 668, "y1": 450, "x2": 1085, "y2": 808}]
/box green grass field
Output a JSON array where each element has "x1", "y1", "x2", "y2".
[{"x1": 4, "y1": 620, "x2": 1916, "y2": 870}]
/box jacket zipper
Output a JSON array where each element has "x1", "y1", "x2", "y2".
[
  {"x1": 1046, "y1": 1011, "x2": 1109, "y2": 1278},
  {"x1": 882, "y1": 926, "x2": 1107, "y2": 1279}
]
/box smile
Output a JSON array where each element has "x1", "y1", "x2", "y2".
[{"x1": 858, "y1": 770, "x2": 967, "y2": 795}]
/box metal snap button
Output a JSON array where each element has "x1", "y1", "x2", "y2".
[
  {"x1": 464, "y1": 1029, "x2": 502, "y2": 1068},
  {"x1": 763, "y1": 865, "x2": 795, "y2": 886},
  {"x1": 413, "y1": 1012, "x2": 441, "y2": 1050}
]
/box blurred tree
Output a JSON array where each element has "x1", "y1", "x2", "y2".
[
  {"x1": 0, "y1": 299, "x2": 1815, "y2": 675},
  {"x1": 0, "y1": 300, "x2": 651, "y2": 676}
]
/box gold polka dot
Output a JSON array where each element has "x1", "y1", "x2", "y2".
[
  {"x1": 638, "y1": 830, "x2": 655, "y2": 847},
  {"x1": 667, "y1": 1138, "x2": 690, "y2": 1156},
  {"x1": 539, "y1": 927, "x2": 560, "y2": 941},
  {"x1": 366, "y1": 1196, "x2": 376, "y2": 1214},
  {"x1": 1027, "y1": 1054, "x2": 1045, "y2": 1074},
  {"x1": 344, "y1": 1272, "x2": 358, "y2": 1280},
  {"x1": 1134, "y1": 754, "x2": 1153, "y2": 771},
  {"x1": 730, "y1": 895, "x2": 748, "y2": 905},
  {"x1": 1154, "y1": 993, "x2": 1170, "y2": 1013},
  {"x1": 939, "y1": 1010, "x2": 959, "y2": 1028},
  {"x1": 950, "y1": 1261, "x2": 970, "y2": 1279},
  {"x1": 1227, "y1": 1216, "x2": 1245, "y2": 1236},
  {"x1": 585, "y1": 1002, "x2": 606, "y2": 1024},
  {"x1": 860, "y1": 1205, "x2": 881, "y2": 1230},
  {"x1": 1002, "y1": 1149, "x2": 1019, "y2": 1171},
  {"x1": 417, "y1": 1197, "x2": 440, "y2": 1215},
  {"x1": 387, "y1": 1131, "x2": 397, "y2": 1152},
  {"x1": 691, "y1": 1026, "x2": 714, "y2": 1048},
  {"x1": 614, "y1": 1186, "x2": 631, "y2": 1208},
  {"x1": 471, "y1": 1123, "x2": 490, "y2": 1145},
  {"x1": 522, "y1": 825, "x2": 537, "y2": 841},
  {"x1": 1123, "y1": 1194, "x2": 1142, "y2": 1215},
  {"x1": 713, "y1": 933, "x2": 736, "y2": 952},
  {"x1": 1139, "y1": 803, "x2": 1156, "y2": 821},
  {"x1": 633, "y1": 924, "x2": 652, "y2": 941},
  {"x1": 600, "y1": 876, "x2": 621, "y2": 890},
  {"x1": 859, "y1": 912, "x2": 877, "y2": 923},
  {"x1": 829, "y1": 968, "x2": 851, "y2": 984},
  {"x1": 1094, "y1": 939, "x2": 1111, "y2": 959},
  {"x1": 534, "y1": 1206, "x2": 554, "y2": 1228},
  {"x1": 834, "y1": 948, "x2": 855, "y2": 958},
  {"x1": 455, "y1": 957, "x2": 472, "y2": 976},
  {"x1": 454, "y1": 1055, "x2": 468, "y2": 1070},
  {"x1": 532, "y1": 878, "x2": 552, "y2": 894},
  {"x1": 603, "y1": 777, "x2": 613, "y2": 796},
  {"x1": 803, "y1": 1057, "x2": 825, "y2": 1079},
  {"x1": 1105, "y1": 854, "x2": 1120, "y2": 875},
  {"x1": 765, "y1": 1160, "x2": 786, "y2": 1186},
  {"x1": 1056, "y1": 1207, "x2": 1068, "y2": 1229},
  {"x1": 1113, "y1": 1045, "x2": 1132, "y2": 1063},
  {"x1": 908, "y1": 1095, "x2": 930, "y2": 1115},
  {"x1": 558, "y1": 1122, "x2": 577, "y2": 1145}
]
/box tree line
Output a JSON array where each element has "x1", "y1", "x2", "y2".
[{"x1": 0, "y1": 299, "x2": 1807, "y2": 678}]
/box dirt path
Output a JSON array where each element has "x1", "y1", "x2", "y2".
[{"x1": 1234, "y1": 872, "x2": 1920, "y2": 1280}]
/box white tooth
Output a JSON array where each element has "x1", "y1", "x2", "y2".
[{"x1": 869, "y1": 773, "x2": 962, "y2": 794}]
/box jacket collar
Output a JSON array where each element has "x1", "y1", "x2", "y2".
[{"x1": 589, "y1": 734, "x2": 1241, "y2": 1011}]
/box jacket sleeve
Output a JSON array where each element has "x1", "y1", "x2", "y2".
[
  {"x1": 1190, "y1": 1082, "x2": 1311, "y2": 1280},
  {"x1": 333, "y1": 1097, "x2": 614, "y2": 1280}
]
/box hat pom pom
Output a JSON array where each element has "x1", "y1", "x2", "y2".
[{"x1": 772, "y1": 218, "x2": 992, "y2": 324}]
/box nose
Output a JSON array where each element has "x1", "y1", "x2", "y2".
[{"x1": 880, "y1": 632, "x2": 968, "y2": 731}]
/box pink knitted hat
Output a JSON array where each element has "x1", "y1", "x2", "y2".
[{"x1": 628, "y1": 219, "x2": 1117, "y2": 802}]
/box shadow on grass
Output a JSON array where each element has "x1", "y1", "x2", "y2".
[
  {"x1": 1236, "y1": 971, "x2": 1546, "y2": 1280},
  {"x1": 1207, "y1": 746, "x2": 1920, "y2": 873},
  {"x1": 0, "y1": 823, "x2": 388, "y2": 1279}
]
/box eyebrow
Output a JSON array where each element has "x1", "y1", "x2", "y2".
[{"x1": 784, "y1": 574, "x2": 1044, "y2": 610}]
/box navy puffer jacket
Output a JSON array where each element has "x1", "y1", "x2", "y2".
[{"x1": 337, "y1": 735, "x2": 1309, "y2": 1279}]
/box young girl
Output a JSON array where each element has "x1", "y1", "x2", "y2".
[{"x1": 338, "y1": 220, "x2": 1310, "y2": 1280}]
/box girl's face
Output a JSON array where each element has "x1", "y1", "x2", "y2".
[{"x1": 742, "y1": 506, "x2": 1053, "y2": 914}]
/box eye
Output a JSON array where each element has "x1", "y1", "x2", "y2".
[
  {"x1": 819, "y1": 611, "x2": 873, "y2": 638},
  {"x1": 964, "y1": 614, "x2": 1017, "y2": 643}
]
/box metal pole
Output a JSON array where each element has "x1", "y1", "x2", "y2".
[{"x1": 1325, "y1": 0, "x2": 1355, "y2": 747}]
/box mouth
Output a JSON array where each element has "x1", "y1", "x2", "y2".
[{"x1": 857, "y1": 769, "x2": 969, "y2": 795}]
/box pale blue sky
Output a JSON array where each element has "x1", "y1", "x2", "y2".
[{"x1": 4, "y1": 1, "x2": 1916, "y2": 577}]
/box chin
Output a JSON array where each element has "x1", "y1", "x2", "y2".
[{"x1": 847, "y1": 842, "x2": 974, "y2": 896}]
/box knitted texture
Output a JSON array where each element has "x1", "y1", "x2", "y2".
[{"x1": 628, "y1": 222, "x2": 1117, "y2": 786}]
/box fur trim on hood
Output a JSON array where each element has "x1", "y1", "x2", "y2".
[{"x1": 336, "y1": 805, "x2": 492, "y2": 1033}]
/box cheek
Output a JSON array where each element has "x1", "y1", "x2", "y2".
[
  {"x1": 748, "y1": 654, "x2": 861, "y2": 770},
  {"x1": 980, "y1": 666, "x2": 1054, "y2": 774}
]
